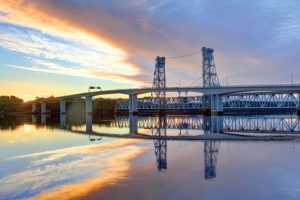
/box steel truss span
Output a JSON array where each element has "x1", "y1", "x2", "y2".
[
  {"x1": 223, "y1": 93, "x2": 298, "y2": 109},
  {"x1": 110, "y1": 115, "x2": 300, "y2": 133},
  {"x1": 116, "y1": 93, "x2": 299, "y2": 110}
]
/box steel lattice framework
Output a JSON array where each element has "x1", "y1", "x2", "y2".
[
  {"x1": 202, "y1": 47, "x2": 220, "y2": 109},
  {"x1": 114, "y1": 47, "x2": 300, "y2": 112},
  {"x1": 223, "y1": 93, "x2": 298, "y2": 108},
  {"x1": 116, "y1": 93, "x2": 299, "y2": 110},
  {"x1": 152, "y1": 56, "x2": 166, "y2": 108},
  {"x1": 202, "y1": 47, "x2": 220, "y2": 88},
  {"x1": 116, "y1": 96, "x2": 205, "y2": 110}
]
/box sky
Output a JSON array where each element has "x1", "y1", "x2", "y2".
[{"x1": 0, "y1": 0, "x2": 300, "y2": 101}]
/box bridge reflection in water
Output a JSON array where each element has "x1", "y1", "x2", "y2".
[
  {"x1": 111, "y1": 115, "x2": 300, "y2": 134},
  {"x1": 152, "y1": 116, "x2": 167, "y2": 171},
  {"x1": 148, "y1": 115, "x2": 219, "y2": 178},
  {"x1": 59, "y1": 114, "x2": 225, "y2": 178},
  {"x1": 54, "y1": 114, "x2": 300, "y2": 179}
]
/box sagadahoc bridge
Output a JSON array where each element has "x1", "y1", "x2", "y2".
[
  {"x1": 32, "y1": 47, "x2": 300, "y2": 116},
  {"x1": 30, "y1": 47, "x2": 300, "y2": 176}
]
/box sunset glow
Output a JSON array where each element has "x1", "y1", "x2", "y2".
[{"x1": 1, "y1": 1, "x2": 299, "y2": 99}]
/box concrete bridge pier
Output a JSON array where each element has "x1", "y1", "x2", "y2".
[
  {"x1": 211, "y1": 95, "x2": 223, "y2": 116},
  {"x1": 85, "y1": 96, "x2": 93, "y2": 132},
  {"x1": 60, "y1": 99, "x2": 66, "y2": 115},
  {"x1": 60, "y1": 99, "x2": 66, "y2": 128},
  {"x1": 41, "y1": 103, "x2": 47, "y2": 115},
  {"x1": 129, "y1": 94, "x2": 138, "y2": 115},
  {"x1": 32, "y1": 103, "x2": 36, "y2": 114},
  {"x1": 86, "y1": 115, "x2": 93, "y2": 132},
  {"x1": 85, "y1": 96, "x2": 93, "y2": 115},
  {"x1": 129, "y1": 115, "x2": 138, "y2": 134}
]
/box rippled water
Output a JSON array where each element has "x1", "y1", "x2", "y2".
[{"x1": 1, "y1": 115, "x2": 300, "y2": 200}]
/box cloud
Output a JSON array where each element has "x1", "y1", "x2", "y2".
[
  {"x1": 0, "y1": 22, "x2": 144, "y2": 85},
  {"x1": 0, "y1": 0, "x2": 203, "y2": 86},
  {"x1": 0, "y1": 0, "x2": 300, "y2": 88},
  {"x1": 6, "y1": 62, "x2": 143, "y2": 85}
]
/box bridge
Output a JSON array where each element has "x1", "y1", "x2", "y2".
[{"x1": 31, "y1": 46, "x2": 300, "y2": 116}]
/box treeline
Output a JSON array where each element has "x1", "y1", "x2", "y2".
[
  {"x1": 0, "y1": 96, "x2": 27, "y2": 113},
  {"x1": 0, "y1": 95, "x2": 120, "y2": 114}
]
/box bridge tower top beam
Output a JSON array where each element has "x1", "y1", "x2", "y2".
[{"x1": 202, "y1": 47, "x2": 220, "y2": 88}]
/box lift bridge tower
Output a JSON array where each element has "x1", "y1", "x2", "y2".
[
  {"x1": 202, "y1": 47, "x2": 220, "y2": 87},
  {"x1": 152, "y1": 56, "x2": 166, "y2": 114},
  {"x1": 202, "y1": 47, "x2": 220, "y2": 114}
]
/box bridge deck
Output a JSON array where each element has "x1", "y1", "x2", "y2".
[{"x1": 58, "y1": 84, "x2": 300, "y2": 99}]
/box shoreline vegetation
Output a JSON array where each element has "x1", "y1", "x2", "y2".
[
  {"x1": 0, "y1": 95, "x2": 116, "y2": 116},
  {"x1": 0, "y1": 96, "x2": 30, "y2": 114}
]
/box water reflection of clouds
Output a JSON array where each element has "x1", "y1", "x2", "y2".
[{"x1": 0, "y1": 140, "x2": 148, "y2": 200}]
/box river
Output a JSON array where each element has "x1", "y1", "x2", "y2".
[{"x1": 0, "y1": 115, "x2": 300, "y2": 200}]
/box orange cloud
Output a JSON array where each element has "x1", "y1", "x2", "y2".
[
  {"x1": 0, "y1": 0, "x2": 149, "y2": 87},
  {"x1": 0, "y1": 0, "x2": 202, "y2": 85}
]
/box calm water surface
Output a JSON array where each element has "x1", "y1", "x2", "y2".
[{"x1": 0, "y1": 115, "x2": 300, "y2": 200}]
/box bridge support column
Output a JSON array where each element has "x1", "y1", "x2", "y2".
[
  {"x1": 32, "y1": 103, "x2": 36, "y2": 114},
  {"x1": 41, "y1": 103, "x2": 47, "y2": 115},
  {"x1": 85, "y1": 96, "x2": 93, "y2": 132},
  {"x1": 85, "y1": 96, "x2": 93, "y2": 115},
  {"x1": 60, "y1": 99, "x2": 66, "y2": 115},
  {"x1": 129, "y1": 94, "x2": 138, "y2": 115},
  {"x1": 60, "y1": 99, "x2": 66, "y2": 128},
  {"x1": 211, "y1": 95, "x2": 223, "y2": 116},
  {"x1": 86, "y1": 114, "x2": 93, "y2": 132}
]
